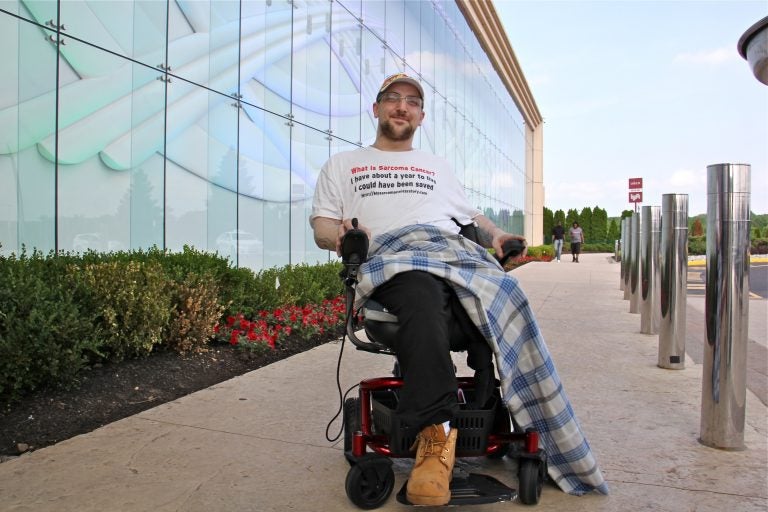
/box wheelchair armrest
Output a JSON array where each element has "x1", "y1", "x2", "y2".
[
  {"x1": 343, "y1": 284, "x2": 396, "y2": 355},
  {"x1": 345, "y1": 315, "x2": 396, "y2": 355}
]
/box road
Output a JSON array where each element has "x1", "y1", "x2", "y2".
[
  {"x1": 687, "y1": 261, "x2": 768, "y2": 299},
  {"x1": 685, "y1": 261, "x2": 767, "y2": 405}
]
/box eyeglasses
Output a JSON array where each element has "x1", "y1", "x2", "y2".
[{"x1": 378, "y1": 92, "x2": 423, "y2": 108}]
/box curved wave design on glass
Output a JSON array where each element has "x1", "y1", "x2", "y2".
[{"x1": 1, "y1": 1, "x2": 372, "y2": 203}]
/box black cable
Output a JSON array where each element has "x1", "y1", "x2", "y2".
[{"x1": 325, "y1": 331, "x2": 360, "y2": 443}]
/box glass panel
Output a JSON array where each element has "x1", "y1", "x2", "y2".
[
  {"x1": 168, "y1": 1, "x2": 240, "y2": 98},
  {"x1": 403, "y1": 0, "x2": 421, "y2": 72},
  {"x1": 292, "y1": 0, "x2": 331, "y2": 130},
  {"x1": 337, "y1": 0, "x2": 361, "y2": 20},
  {"x1": 13, "y1": 0, "x2": 57, "y2": 28},
  {"x1": 361, "y1": 1, "x2": 385, "y2": 42},
  {"x1": 205, "y1": 93, "x2": 239, "y2": 261},
  {"x1": 238, "y1": 106, "x2": 291, "y2": 271},
  {"x1": 0, "y1": 14, "x2": 57, "y2": 254},
  {"x1": 360, "y1": 26, "x2": 385, "y2": 145},
  {"x1": 55, "y1": 40, "x2": 160, "y2": 254},
  {"x1": 166, "y1": 85, "x2": 238, "y2": 257},
  {"x1": 418, "y1": 1, "x2": 434, "y2": 89},
  {"x1": 385, "y1": 0, "x2": 404, "y2": 59},
  {"x1": 55, "y1": 1, "x2": 166, "y2": 67},
  {"x1": 330, "y1": 3, "x2": 362, "y2": 144},
  {"x1": 240, "y1": 0, "x2": 292, "y2": 117},
  {"x1": 290, "y1": 124, "x2": 330, "y2": 265}
]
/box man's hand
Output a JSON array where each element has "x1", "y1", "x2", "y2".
[
  {"x1": 495, "y1": 234, "x2": 528, "y2": 263},
  {"x1": 335, "y1": 218, "x2": 371, "y2": 256},
  {"x1": 473, "y1": 214, "x2": 527, "y2": 261},
  {"x1": 311, "y1": 217, "x2": 371, "y2": 256}
]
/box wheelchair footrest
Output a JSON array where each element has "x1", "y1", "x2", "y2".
[{"x1": 396, "y1": 472, "x2": 515, "y2": 506}]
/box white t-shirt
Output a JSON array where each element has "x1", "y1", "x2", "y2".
[{"x1": 311, "y1": 146, "x2": 481, "y2": 239}]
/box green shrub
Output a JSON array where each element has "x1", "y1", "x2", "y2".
[
  {"x1": 165, "y1": 273, "x2": 224, "y2": 354},
  {"x1": 0, "y1": 252, "x2": 99, "y2": 402},
  {"x1": 688, "y1": 236, "x2": 705, "y2": 256},
  {"x1": 0, "y1": 246, "x2": 348, "y2": 404},
  {"x1": 75, "y1": 261, "x2": 172, "y2": 362},
  {"x1": 526, "y1": 245, "x2": 552, "y2": 258}
]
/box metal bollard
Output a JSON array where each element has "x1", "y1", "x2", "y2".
[
  {"x1": 620, "y1": 218, "x2": 627, "y2": 291},
  {"x1": 640, "y1": 205, "x2": 661, "y2": 334},
  {"x1": 700, "y1": 163, "x2": 751, "y2": 450},
  {"x1": 658, "y1": 194, "x2": 688, "y2": 369},
  {"x1": 622, "y1": 217, "x2": 631, "y2": 297},
  {"x1": 629, "y1": 211, "x2": 642, "y2": 314}
]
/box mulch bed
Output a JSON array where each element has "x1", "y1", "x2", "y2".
[{"x1": 0, "y1": 329, "x2": 342, "y2": 458}]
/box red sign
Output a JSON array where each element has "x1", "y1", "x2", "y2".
[
  {"x1": 629, "y1": 191, "x2": 643, "y2": 203},
  {"x1": 628, "y1": 178, "x2": 643, "y2": 189}
]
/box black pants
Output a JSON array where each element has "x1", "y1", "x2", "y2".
[
  {"x1": 370, "y1": 271, "x2": 490, "y2": 430},
  {"x1": 571, "y1": 242, "x2": 581, "y2": 258}
]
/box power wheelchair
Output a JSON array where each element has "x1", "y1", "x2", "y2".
[{"x1": 338, "y1": 220, "x2": 547, "y2": 509}]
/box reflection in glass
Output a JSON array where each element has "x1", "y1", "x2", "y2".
[{"x1": 0, "y1": 0, "x2": 531, "y2": 263}]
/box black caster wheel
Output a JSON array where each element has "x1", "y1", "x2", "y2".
[
  {"x1": 517, "y1": 457, "x2": 544, "y2": 505},
  {"x1": 345, "y1": 455, "x2": 395, "y2": 510},
  {"x1": 343, "y1": 397, "x2": 361, "y2": 455}
]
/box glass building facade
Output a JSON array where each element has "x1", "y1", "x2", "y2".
[{"x1": 0, "y1": 0, "x2": 531, "y2": 271}]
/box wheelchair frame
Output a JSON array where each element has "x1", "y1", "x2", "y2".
[{"x1": 338, "y1": 221, "x2": 546, "y2": 509}]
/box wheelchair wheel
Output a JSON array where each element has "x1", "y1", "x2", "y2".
[
  {"x1": 345, "y1": 456, "x2": 395, "y2": 509},
  {"x1": 517, "y1": 458, "x2": 544, "y2": 505},
  {"x1": 344, "y1": 397, "x2": 361, "y2": 454}
]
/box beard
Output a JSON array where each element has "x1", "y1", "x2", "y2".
[{"x1": 379, "y1": 117, "x2": 415, "y2": 141}]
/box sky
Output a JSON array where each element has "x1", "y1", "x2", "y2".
[{"x1": 493, "y1": 0, "x2": 768, "y2": 217}]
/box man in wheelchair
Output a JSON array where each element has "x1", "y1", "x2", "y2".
[{"x1": 310, "y1": 73, "x2": 607, "y2": 506}]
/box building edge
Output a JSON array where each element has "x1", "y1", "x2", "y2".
[{"x1": 456, "y1": 0, "x2": 545, "y2": 245}]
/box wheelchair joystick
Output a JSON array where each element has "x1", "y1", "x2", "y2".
[
  {"x1": 341, "y1": 218, "x2": 369, "y2": 266},
  {"x1": 497, "y1": 238, "x2": 525, "y2": 266}
]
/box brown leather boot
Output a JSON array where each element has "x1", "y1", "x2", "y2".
[{"x1": 406, "y1": 424, "x2": 458, "y2": 506}]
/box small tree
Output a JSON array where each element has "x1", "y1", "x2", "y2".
[
  {"x1": 580, "y1": 207, "x2": 593, "y2": 242},
  {"x1": 592, "y1": 207, "x2": 608, "y2": 242},
  {"x1": 543, "y1": 207, "x2": 554, "y2": 244},
  {"x1": 554, "y1": 209, "x2": 566, "y2": 228},
  {"x1": 608, "y1": 219, "x2": 620, "y2": 241},
  {"x1": 565, "y1": 209, "x2": 580, "y2": 230},
  {"x1": 691, "y1": 218, "x2": 704, "y2": 237}
]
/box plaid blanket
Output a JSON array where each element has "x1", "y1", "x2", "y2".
[{"x1": 354, "y1": 224, "x2": 609, "y2": 496}]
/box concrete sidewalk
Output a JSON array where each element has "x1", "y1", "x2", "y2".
[{"x1": 0, "y1": 254, "x2": 766, "y2": 511}]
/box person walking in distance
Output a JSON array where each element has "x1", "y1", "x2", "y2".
[
  {"x1": 551, "y1": 221, "x2": 564, "y2": 262},
  {"x1": 569, "y1": 221, "x2": 584, "y2": 262}
]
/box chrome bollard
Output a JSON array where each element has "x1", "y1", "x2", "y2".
[
  {"x1": 658, "y1": 194, "x2": 688, "y2": 369},
  {"x1": 700, "y1": 164, "x2": 751, "y2": 450},
  {"x1": 622, "y1": 217, "x2": 631, "y2": 298},
  {"x1": 629, "y1": 211, "x2": 642, "y2": 314},
  {"x1": 620, "y1": 218, "x2": 627, "y2": 291},
  {"x1": 640, "y1": 206, "x2": 661, "y2": 334}
]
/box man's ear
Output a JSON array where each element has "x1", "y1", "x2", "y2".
[{"x1": 372, "y1": 102, "x2": 379, "y2": 118}]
